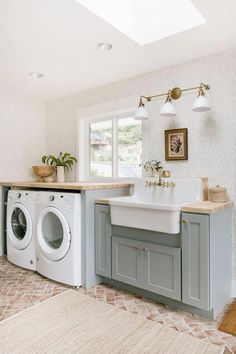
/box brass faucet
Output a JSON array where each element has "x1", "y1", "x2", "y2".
[
  {"x1": 145, "y1": 168, "x2": 175, "y2": 188},
  {"x1": 145, "y1": 180, "x2": 175, "y2": 188},
  {"x1": 158, "y1": 168, "x2": 163, "y2": 186}
]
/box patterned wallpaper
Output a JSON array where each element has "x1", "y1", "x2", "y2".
[
  {"x1": 0, "y1": 95, "x2": 47, "y2": 181},
  {"x1": 47, "y1": 49, "x2": 235, "y2": 284}
]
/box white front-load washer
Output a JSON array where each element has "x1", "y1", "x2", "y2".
[
  {"x1": 7, "y1": 190, "x2": 37, "y2": 270},
  {"x1": 35, "y1": 191, "x2": 81, "y2": 286}
]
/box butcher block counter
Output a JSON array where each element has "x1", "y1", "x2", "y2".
[{"x1": 0, "y1": 181, "x2": 133, "y2": 190}]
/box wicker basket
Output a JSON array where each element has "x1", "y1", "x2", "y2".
[{"x1": 209, "y1": 185, "x2": 228, "y2": 203}]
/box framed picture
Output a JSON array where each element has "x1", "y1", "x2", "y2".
[{"x1": 165, "y1": 128, "x2": 188, "y2": 161}]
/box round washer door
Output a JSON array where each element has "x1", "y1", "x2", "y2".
[
  {"x1": 8, "y1": 203, "x2": 32, "y2": 250},
  {"x1": 37, "y1": 207, "x2": 71, "y2": 261}
]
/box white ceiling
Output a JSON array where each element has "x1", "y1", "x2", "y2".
[{"x1": 0, "y1": 0, "x2": 236, "y2": 100}]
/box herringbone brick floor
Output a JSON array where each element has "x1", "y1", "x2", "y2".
[
  {"x1": 0, "y1": 257, "x2": 67, "y2": 320},
  {"x1": 0, "y1": 257, "x2": 235, "y2": 353}
]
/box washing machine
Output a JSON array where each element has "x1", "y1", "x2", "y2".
[
  {"x1": 35, "y1": 191, "x2": 81, "y2": 286},
  {"x1": 7, "y1": 190, "x2": 37, "y2": 270}
]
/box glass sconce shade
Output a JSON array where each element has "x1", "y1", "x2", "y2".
[
  {"x1": 192, "y1": 94, "x2": 210, "y2": 112},
  {"x1": 134, "y1": 104, "x2": 149, "y2": 120},
  {"x1": 160, "y1": 101, "x2": 176, "y2": 117}
]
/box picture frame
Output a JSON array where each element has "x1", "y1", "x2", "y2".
[{"x1": 165, "y1": 128, "x2": 188, "y2": 161}]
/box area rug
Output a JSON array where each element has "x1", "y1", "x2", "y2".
[
  {"x1": 0, "y1": 290, "x2": 224, "y2": 354},
  {"x1": 218, "y1": 300, "x2": 236, "y2": 336}
]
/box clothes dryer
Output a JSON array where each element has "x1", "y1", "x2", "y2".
[
  {"x1": 7, "y1": 190, "x2": 37, "y2": 270},
  {"x1": 36, "y1": 191, "x2": 81, "y2": 286}
]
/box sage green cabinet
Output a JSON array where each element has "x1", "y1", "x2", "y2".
[
  {"x1": 181, "y1": 210, "x2": 232, "y2": 316},
  {"x1": 112, "y1": 236, "x2": 143, "y2": 288},
  {"x1": 95, "y1": 205, "x2": 112, "y2": 278},
  {"x1": 112, "y1": 236, "x2": 181, "y2": 300},
  {"x1": 95, "y1": 204, "x2": 232, "y2": 319},
  {"x1": 182, "y1": 213, "x2": 210, "y2": 310},
  {"x1": 143, "y1": 243, "x2": 181, "y2": 300}
]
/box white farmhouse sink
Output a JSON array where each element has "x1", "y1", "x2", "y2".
[{"x1": 109, "y1": 178, "x2": 204, "y2": 234}]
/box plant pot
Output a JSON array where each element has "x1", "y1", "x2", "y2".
[
  {"x1": 32, "y1": 166, "x2": 54, "y2": 182},
  {"x1": 56, "y1": 166, "x2": 65, "y2": 183}
]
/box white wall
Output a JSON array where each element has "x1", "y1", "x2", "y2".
[
  {"x1": 47, "y1": 49, "x2": 236, "y2": 283},
  {"x1": 0, "y1": 95, "x2": 47, "y2": 181}
]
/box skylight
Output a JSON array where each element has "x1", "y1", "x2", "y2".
[{"x1": 76, "y1": 0, "x2": 206, "y2": 45}]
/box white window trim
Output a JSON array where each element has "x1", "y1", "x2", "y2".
[{"x1": 77, "y1": 106, "x2": 141, "y2": 181}]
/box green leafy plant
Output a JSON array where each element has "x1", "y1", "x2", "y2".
[
  {"x1": 42, "y1": 152, "x2": 77, "y2": 172},
  {"x1": 140, "y1": 160, "x2": 163, "y2": 172}
]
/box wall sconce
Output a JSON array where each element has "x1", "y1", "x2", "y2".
[
  {"x1": 159, "y1": 90, "x2": 176, "y2": 117},
  {"x1": 134, "y1": 97, "x2": 149, "y2": 120},
  {"x1": 134, "y1": 83, "x2": 210, "y2": 120}
]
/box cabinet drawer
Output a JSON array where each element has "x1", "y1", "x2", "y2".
[
  {"x1": 143, "y1": 243, "x2": 181, "y2": 301},
  {"x1": 112, "y1": 236, "x2": 143, "y2": 288}
]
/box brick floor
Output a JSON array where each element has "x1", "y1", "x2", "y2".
[
  {"x1": 1, "y1": 257, "x2": 235, "y2": 353},
  {"x1": 78, "y1": 284, "x2": 236, "y2": 353},
  {"x1": 0, "y1": 256, "x2": 67, "y2": 320}
]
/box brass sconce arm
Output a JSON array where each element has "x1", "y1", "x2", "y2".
[{"x1": 139, "y1": 83, "x2": 210, "y2": 103}]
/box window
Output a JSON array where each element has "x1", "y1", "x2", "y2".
[
  {"x1": 117, "y1": 117, "x2": 142, "y2": 178},
  {"x1": 88, "y1": 115, "x2": 142, "y2": 178},
  {"x1": 90, "y1": 120, "x2": 112, "y2": 177}
]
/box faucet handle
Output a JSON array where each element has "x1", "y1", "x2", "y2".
[{"x1": 162, "y1": 170, "x2": 171, "y2": 178}]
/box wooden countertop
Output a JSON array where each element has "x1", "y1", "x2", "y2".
[
  {"x1": 0, "y1": 181, "x2": 132, "y2": 191},
  {"x1": 181, "y1": 201, "x2": 233, "y2": 214},
  {"x1": 95, "y1": 198, "x2": 233, "y2": 214}
]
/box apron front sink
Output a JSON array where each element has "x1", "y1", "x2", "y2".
[{"x1": 110, "y1": 178, "x2": 204, "y2": 234}]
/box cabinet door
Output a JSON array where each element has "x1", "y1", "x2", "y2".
[
  {"x1": 182, "y1": 213, "x2": 210, "y2": 310},
  {"x1": 143, "y1": 243, "x2": 181, "y2": 301},
  {"x1": 112, "y1": 236, "x2": 143, "y2": 288},
  {"x1": 95, "y1": 205, "x2": 112, "y2": 278}
]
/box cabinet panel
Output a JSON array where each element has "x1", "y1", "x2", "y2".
[
  {"x1": 95, "y1": 205, "x2": 112, "y2": 278},
  {"x1": 182, "y1": 213, "x2": 210, "y2": 310},
  {"x1": 112, "y1": 236, "x2": 142, "y2": 287},
  {"x1": 143, "y1": 243, "x2": 181, "y2": 301}
]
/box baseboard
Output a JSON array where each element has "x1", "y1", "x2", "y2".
[{"x1": 232, "y1": 280, "x2": 236, "y2": 297}]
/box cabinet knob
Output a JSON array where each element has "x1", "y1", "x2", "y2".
[
  {"x1": 182, "y1": 219, "x2": 188, "y2": 224},
  {"x1": 137, "y1": 247, "x2": 148, "y2": 252}
]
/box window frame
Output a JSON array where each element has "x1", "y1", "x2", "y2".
[{"x1": 77, "y1": 107, "x2": 142, "y2": 181}]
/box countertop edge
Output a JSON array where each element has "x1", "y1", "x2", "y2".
[
  {"x1": 0, "y1": 181, "x2": 133, "y2": 191},
  {"x1": 181, "y1": 201, "x2": 233, "y2": 214},
  {"x1": 94, "y1": 199, "x2": 233, "y2": 214}
]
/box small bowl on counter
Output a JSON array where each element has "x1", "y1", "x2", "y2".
[{"x1": 32, "y1": 166, "x2": 54, "y2": 182}]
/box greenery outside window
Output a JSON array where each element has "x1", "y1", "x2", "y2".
[{"x1": 89, "y1": 116, "x2": 142, "y2": 178}]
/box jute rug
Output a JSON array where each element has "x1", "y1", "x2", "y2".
[
  {"x1": 0, "y1": 290, "x2": 224, "y2": 354},
  {"x1": 218, "y1": 300, "x2": 236, "y2": 336}
]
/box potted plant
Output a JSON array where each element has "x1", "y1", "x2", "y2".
[
  {"x1": 42, "y1": 152, "x2": 77, "y2": 183},
  {"x1": 140, "y1": 160, "x2": 163, "y2": 177}
]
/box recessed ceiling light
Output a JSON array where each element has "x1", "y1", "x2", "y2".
[
  {"x1": 29, "y1": 72, "x2": 44, "y2": 78},
  {"x1": 98, "y1": 42, "x2": 113, "y2": 51},
  {"x1": 77, "y1": 0, "x2": 206, "y2": 45}
]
